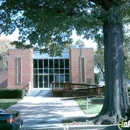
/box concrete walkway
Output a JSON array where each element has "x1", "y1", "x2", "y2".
[
  {"x1": 6, "y1": 96, "x2": 120, "y2": 130},
  {"x1": 6, "y1": 96, "x2": 87, "y2": 130}
]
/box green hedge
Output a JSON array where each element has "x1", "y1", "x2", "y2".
[{"x1": 0, "y1": 89, "x2": 24, "y2": 99}]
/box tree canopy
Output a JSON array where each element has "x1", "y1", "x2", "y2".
[
  {"x1": 0, "y1": 38, "x2": 14, "y2": 71},
  {"x1": 1, "y1": 0, "x2": 130, "y2": 125},
  {"x1": 0, "y1": 1, "x2": 129, "y2": 52}
]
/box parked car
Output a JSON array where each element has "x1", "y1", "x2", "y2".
[{"x1": 0, "y1": 109, "x2": 23, "y2": 130}]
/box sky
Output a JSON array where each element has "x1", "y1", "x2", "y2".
[
  {"x1": 71, "y1": 31, "x2": 97, "y2": 50},
  {"x1": 0, "y1": 29, "x2": 97, "y2": 50},
  {"x1": 0, "y1": 29, "x2": 19, "y2": 41}
]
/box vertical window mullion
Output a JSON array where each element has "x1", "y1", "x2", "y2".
[{"x1": 38, "y1": 59, "x2": 39, "y2": 88}]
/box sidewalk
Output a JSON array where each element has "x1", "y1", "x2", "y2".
[
  {"x1": 6, "y1": 96, "x2": 120, "y2": 130},
  {"x1": 6, "y1": 96, "x2": 88, "y2": 130}
]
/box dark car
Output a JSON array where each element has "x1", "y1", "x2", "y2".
[{"x1": 0, "y1": 109, "x2": 23, "y2": 130}]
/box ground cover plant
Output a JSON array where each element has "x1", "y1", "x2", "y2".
[
  {"x1": 62, "y1": 98, "x2": 104, "y2": 124},
  {"x1": 76, "y1": 98, "x2": 103, "y2": 115},
  {"x1": 0, "y1": 99, "x2": 20, "y2": 109}
]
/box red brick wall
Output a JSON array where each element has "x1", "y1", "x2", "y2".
[
  {"x1": 0, "y1": 71, "x2": 8, "y2": 88},
  {"x1": 70, "y1": 48, "x2": 94, "y2": 84},
  {"x1": 8, "y1": 49, "x2": 33, "y2": 89},
  {"x1": 70, "y1": 49, "x2": 80, "y2": 83}
]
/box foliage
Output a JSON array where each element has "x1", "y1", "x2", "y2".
[
  {"x1": 124, "y1": 27, "x2": 130, "y2": 80},
  {"x1": 0, "y1": 0, "x2": 103, "y2": 55},
  {"x1": 0, "y1": 38, "x2": 14, "y2": 71},
  {"x1": 94, "y1": 73, "x2": 101, "y2": 84},
  {"x1": 0, "y1": 89, "x2": 24, "y2": 99},
  {"x1": 75, "y1": 39, "x2": 85, "y2": 48},
  {"x1": 95, "y1": 28, "x2": 130, "y2": 80},
  {"x1": 0, "y1": 1, "x2": 129, "y2": 54},
  {"x1": 94, "y1": 47, "x2": 105, "y2": 79}
]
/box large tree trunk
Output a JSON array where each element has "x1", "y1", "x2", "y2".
[{"x1": 90, "y1": 8, "x2": 129, "y2": 125}]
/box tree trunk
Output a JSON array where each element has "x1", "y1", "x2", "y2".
[{"x1": 90, "y1": 8, "x2": 129, "y2": 125}]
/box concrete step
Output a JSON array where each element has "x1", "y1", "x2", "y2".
[{"x1": 27, "y1": 90, "x2": 52, "y2": 97}]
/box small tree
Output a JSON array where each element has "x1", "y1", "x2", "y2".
[
  {"x1": 95, "y1": 48, "x2": 105, "y2": 80},
  {"x1": 0, "y1": 38, "x2": 14, "y2": 71}
]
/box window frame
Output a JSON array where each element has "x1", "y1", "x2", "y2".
[{"x1": 16, "y1": 57, "x2": 22, "y2": 84}]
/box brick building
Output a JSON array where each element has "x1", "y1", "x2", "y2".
[
  {"x1": 8, "y1": 49, "x2": 33, "y2": 89},
  {"x1": 4, "y1": 48, "x2": 94, "y2": 90}
]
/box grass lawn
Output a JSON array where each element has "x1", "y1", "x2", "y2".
[
  {"x1": 76, "y1": 98, "x2": 103, "y2": 114},
  {"x1": 0, "y1": 99, "x2": 21, "y2": 109}
]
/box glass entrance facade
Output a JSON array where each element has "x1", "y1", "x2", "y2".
[{"x1": 33, "y1": 51, "x2": 70, "y2": 89}]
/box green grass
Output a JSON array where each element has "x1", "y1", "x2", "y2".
[
  {"x1": 76, "y1": 98, "x2": 103, "y2": 114},
  {"x1": 0, "y1": 99, "x2": 21, "y2": 109}
]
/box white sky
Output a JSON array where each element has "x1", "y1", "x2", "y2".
[
  {"x1": 1, "y1": 28, "x2": 19, "y2": 41},
  {"x1": 0, "y1": 29, "x2": 97, "y2": 50},
  {"x1": 71, "y1": 31, "x2": 97, "y2": 50}
]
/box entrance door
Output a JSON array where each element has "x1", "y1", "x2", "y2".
[
  {"x1": 54, "y1": 74, "x2": 64, "y2": 88},
  {"x1": 42, "y1": 74, "x2": 54, "y2": 90},
  {"x1": 55, "y1": 74, "x2": 64, "y2": 82},
  {"x1": 34, "y1": 74, "x2": 51, "y2": 90}
]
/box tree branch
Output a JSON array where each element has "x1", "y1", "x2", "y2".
[{"x1": 89, "y1": 0, "x2": 113, "y2": 10}]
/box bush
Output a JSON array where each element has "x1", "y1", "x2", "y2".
[{"x1": 0, "y1": 89, "x2": 24, "y2": 99}]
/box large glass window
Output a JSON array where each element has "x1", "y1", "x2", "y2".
[
  {"x1": 65, "y1": 69, "x2": 69, "y2": 73},
  {"x1": 65, "y1": 74, "x2": 69, "y2": 81},
  {"x1": 39, "y1": 60, "x2": 43, "y2": 68},
  {"x1": 44, "y1": 59, "x2": 48, "y2": 68},
  {"x1": 33, "y1": 58, "x2": 70, "y2": 88},
  {"x1": 44, "y1": 75, "x2": 48, "y2": 88},
  {"x1": 34, "y1": 59, "x2": 37, "y2": 68},
  {"x1": 65, "y1": 59, "x2": 69, "y2": 68},
  {"x1": 39, "y1": 75, "x2": 43, "y2": 88},
  {"x1": 49, "y1": 59, "x2": 53, "y2": 68},
  {"x1": 54, "y1": 69, "x2": 59, "y2": 73},
  {"x1": 59, "y1": 75, "x2": 64, "y2": 82},
  {"x1": 39, "y1": 69, "x2": 43, "y2": 74},
  {"x1": 60, "y1": 69, "x2": 64, "y2": 73},
  {"x1": 49, "y1": 75, "x2": 53, "y2": 87},
  {"x1": 54, "y1": 59, "x2": 59, "y2": 68},
  {"x1": 60, "y1": 59, "x2": 64, "y2": 68},
  {"x1": 34, "y1": 75, "x2": 38, "y2": 88}
]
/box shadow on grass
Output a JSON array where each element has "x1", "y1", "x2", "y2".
[{"x1": 91, "y1": 99, "x2": 104, "y2": 104}]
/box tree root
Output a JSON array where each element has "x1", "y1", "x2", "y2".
[{"x1": 86, "y1": 113, "x2": 121, "y2": 125}]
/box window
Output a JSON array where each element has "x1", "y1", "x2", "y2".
[
  {"x1": 16, "y1": 58, "x2": 22, "y2": 84},
  {"x1": 39, "y1": 75, "x2": 43, "y2": 88},
  {"x1": 54, "y1": 59, "x2": 59, "y2": 68},
  {"x1": 60, "y1": 59, "x2": 64, "y2": 68},
  {"x1": 33, "y1": 58, "x2": 70, "y2": 88},
  {"x1": 39, "y1": 60, "x2": 43, "y2": 68},
  {"x1": 44, "y1": 59, "x2": 48, "y2": 68},
  {"x1": 49, "y1": 59, "x2": 53, "y2": 68},
  {"x1": 80, "y1": 57, "x2": 85, "y2": 83},
  {"x1": 65, "y1": 59, "x2": 69, "y2": 68},
  {"x1": 34, "y1": 75, "x2": 38, "y2": 88},
  {"x1": 34, "y1": 59, "x2": 37, "y2": 68}
]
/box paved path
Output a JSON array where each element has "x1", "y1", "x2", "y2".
[
  {"x1": 6, "y1": 97, "x2": 120, "y2": 130},
  {"x1": 7, "y1": 97, "x2": 87, "y2": 129}
]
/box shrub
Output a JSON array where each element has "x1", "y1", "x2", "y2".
[{"x1": 0, "y1": 89, "x2": 24, "y2": 99}]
